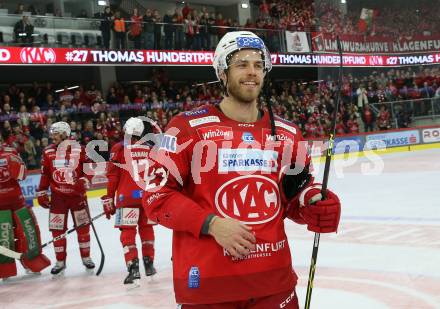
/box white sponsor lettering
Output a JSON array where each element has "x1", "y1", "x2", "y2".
[
  {"x1": 23, "y1": 218, "x2": 37, "y2": 250},
  {"x1": 146, "y1": 192, "x2": 164, "y2": 205},
  {"x1": 200, "y1": 127, "x2": 233, "y2": 140},
  {"x1": 189, "y1": 116, "x2": 220, "y2": 127},
  {"x1": 0, "y1": 223, "x2": 11, "y2": 249},
  {"x1": 280, "y1": 290, "x2": 296, "y2": 308}
]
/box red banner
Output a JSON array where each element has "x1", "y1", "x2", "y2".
[
  {"x1": 1, "y1": 46, "x2": 440, "y2": 67},
  {"x1": 312, "y1": 33, "x2": 440, "y2": 53}
]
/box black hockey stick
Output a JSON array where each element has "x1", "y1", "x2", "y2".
[
  {"x1": 41, "y1": 211, "x2": 105, "y2": 249},
  {"x1": 304, "y1": 36, "x2": 343, "y2": 309},
  {"x1": 0, "y1": 212, "x2": 105, "y2": 260},
  {"x1": 84, "y1": 204, "x2": 105, "y2": 276}
]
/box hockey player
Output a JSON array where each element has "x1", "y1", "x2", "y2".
[
  {"x1": 142, "y1": 31, "x2": 341, "y2": 307},
  {"x1": 36, "y1": 121, "x2": 95, "y2": 276},
  {"x1": 101, "y1": 117, "x2": 156, "y2": 286},
  {"x1": 0, "y1": 141, "x2": 50, "y2": 279}
]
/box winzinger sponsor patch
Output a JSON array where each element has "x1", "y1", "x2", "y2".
[
  {"x1": 218, "y1": 149, "x2": 278, "y2": 172},
  {"x1": 197, "y1": 125, "x2": 233, "y2": 141}
]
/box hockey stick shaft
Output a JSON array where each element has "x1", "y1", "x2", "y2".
[
  {"x1": 0, "y1": 212, "x2": 106, "y2": 260},
  {"x1": 85, "y1": 205, "x2": 105, "y2": 276},
  {"x1": 42, "y1": 211, "x2": 105, "y2": 248},
  {"x1": 304, "y1": 36, "x2": 343, "y2": 309}
]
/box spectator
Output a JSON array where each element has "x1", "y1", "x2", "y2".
[
  {"x1": 143, "y1": 9, "x2": 155, "y2": 50},
  {"x1": 77, "y1": 9, "x2": 88, "y2": 18},
  {"x1": 99, "y1": 6, "x2": 113, "y2": 49},
  {"x1": 113, "y1": 11, "x2": 126, "y2": 50},
  {"x1": 153, "y1": 9, "x2": 162, "y2": 50},
  {"x1": 377, "y1": 104, "x2": 391, "y2": 130},
  {"x1": 396, "y1": 105, "x2": 411, "y2": 128},
  {"x1": 215, "y1": 13, "x2": 226, "y2": 40},
  {"x1": 361, "y1": 104, "x2": 375, "y2": 132},
  {"x1": 356, "y1": 84, "x2": 368, "y2": 108},
  {"x1": 14, "y1": 3, "x2": 25, "y2": 14},
  {"x1": 184, "y1": 14, "x2": 195, "y2": 50},
  {"x1": 182, "y1": 2, "x2": 191, "y2": 19},
  {"x1": 347, "y1": 114, "x2": 360, "y2": 134},
  {"x1": 163, "y1": 9, "x2": 174, "y2": 50},
  {"x1": 173, "y1": 9, "x2": 184, "y2": 50},
  {"x1": 208, "y1": 12, "x2": 217, "y2": 50},
  {"x1": 13, "y1": 16, "x2": 34, "y2": 46},
  {"x1": 129, "y1": 8, "x2": 143, "y2": 49}
]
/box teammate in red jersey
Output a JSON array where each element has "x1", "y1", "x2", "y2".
[
  {"x1": 142, "y1": 31, "x2": 341, "y2": 307},
  {"x1": 101, "y1": 117, "x2": 157, "y2": 286},
  {"x1": 36, "y1": 121, "x2": 95, "y2": 276},
  {"x1": 0, "y1": 141, "x2": 50, "y2": 279}
]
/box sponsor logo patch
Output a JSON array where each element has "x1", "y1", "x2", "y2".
[
  {"x1": 241, "y1": 132, "x2": 255, "y2": 142},
  {"x1": 0, "y1": 159, "x2": 7, "y2": 166},
  {"x1": 115, "y1": 208, "x2": 140, "y2": 226},
  {"x1": 423, "y1": 128, "x2": 440, "y2": 143},
  {"x1": 158, "y1": 134, "x2": 177, "y2": 153},
  {"x1": 189, "y1": 116, "x2": 220, "y2": 127},
  {"x1": 184, "y1": 108, "x2": 208, "y2": 117},
  {"x1": 197, "y1": 125, "x2": 233, "y2": 141},
  {"x1": 262, "y1": 128, "x2": 295, "y2": 143},
  {"x1": 73, "y1": 209, "x2": 89, "y2": 226},
  {"x1": 214, "y1": 175, "x2": 280, "y2": 224},
  {"x1": 49, "y1": 213, "x2": 65, "y2": 230},
  {"x1": 218, "y1": 149, "x2": 278, "y2": 172},
  {"x1": 274, "y1": 120, "x2": 297, "y2": 134}
]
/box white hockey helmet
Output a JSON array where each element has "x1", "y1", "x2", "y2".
[
  {"x1": 212, "y1": 31, "x2": 272, "y2": 80},
  {"x1": 123, "y1": 117, "x2": 144, "y2": 137},
  {"x1": 49, "y1": 121, "x2": 71, "y2": 137}
]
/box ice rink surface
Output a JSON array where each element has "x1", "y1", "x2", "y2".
[{"x1": 1, "y1": 147, "x2": 440, "y2": 309}]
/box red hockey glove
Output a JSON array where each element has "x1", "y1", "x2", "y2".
[
  {"x1": 36, "y1": 190, "x2": 50, "y2": 209},
  {"x1": 74, "y1": 177, "x2": 90, "y2": 192},
  {"x1": 299, "y1": 184, "x2": 341, "y2": 233},
  {"x1": 101, "y1": 195, "x2": 115, "y2": 219}
]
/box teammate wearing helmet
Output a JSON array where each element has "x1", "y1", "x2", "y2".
[
  {"x1": 36, "y1": 121, "x2": 95, "y2": 276},
  {"x1": 143, "y1": 31, "x2": 341, "y2": 307},
  {"x1": 102, "y1": 117, "x2": 157, "y2": 286}
]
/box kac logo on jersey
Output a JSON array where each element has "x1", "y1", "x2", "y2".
[
  {"x1": 242, "y1": 132, "x2": 254, "y2": 142},
  {"x1": 214, "y1": 175, "x2": 280, "y2": 224}
]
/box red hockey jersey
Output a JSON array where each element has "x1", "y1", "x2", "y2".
[
  {"x1": 0, "y1": 144, "x2": 26, "y2": 208},
  {"x1": 143, "y1": 104, "x2": 309, "y2": 304},
  {"x1": 38, "y1": 142, "x2": 89, "y2": 196},
  {"x1": 107, "y1": 141, "x2": 154, "y2": 208}
]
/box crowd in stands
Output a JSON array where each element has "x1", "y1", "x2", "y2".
[
  {"x1": 5, "y1": 0, "x2": 440, "y2": 51},
  {"x1": 1, "y1": 66, "x2": 439, "y2": 169}
]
